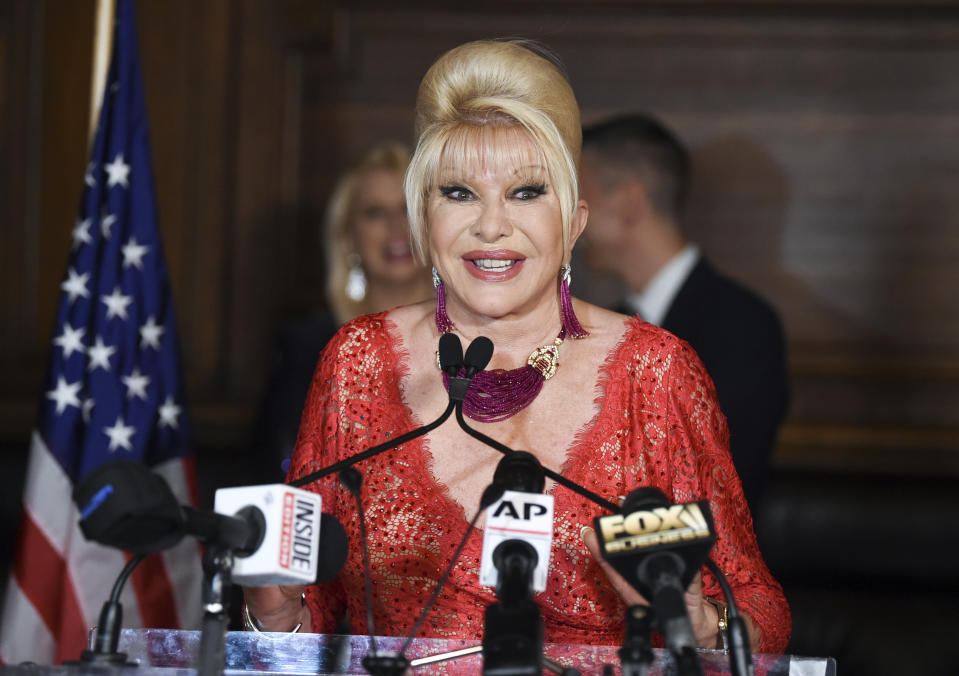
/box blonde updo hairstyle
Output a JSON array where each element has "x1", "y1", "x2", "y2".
[
  {"x1": 325, "y1": 142, "x2": 412, "y2": 323},
  {"x1": 405, "y1": 39, "x2": 582, "y2": 263}
]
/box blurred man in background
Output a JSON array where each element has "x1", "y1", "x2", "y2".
[{"x1": 580, "y1": 113, "x2": 789, "y2": 515}]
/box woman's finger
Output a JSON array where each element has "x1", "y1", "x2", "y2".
[{"x1": 581, "y1": 526, "x2": 647, "y2": 607}]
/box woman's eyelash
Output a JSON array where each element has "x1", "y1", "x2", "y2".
[
  {"x1": 514, "y1": 184, "x2": 547, "y2": 198},
  {"x1": 439, "y1": 185, "x2": 471, "y2": 199}
]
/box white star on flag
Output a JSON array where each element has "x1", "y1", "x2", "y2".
[
  {"x1": 158, "y1": 395, "x2": 182, "y2": 429},
  {"x1": 46, "y1": 376, "x2": 82, "y2": 415},
  {"x1": 87, "y1": 336, "x2": 117, "y2": 372},
  {"x1": 101, "y1": 286, "x2": 133, "y2": 320},
  {"x1": 85, "y1": 161, "x2": 97, "y2": 187},
  {"x1": 121, "y1": 367, "x2": 151, "y2": 401},
  {"x1": 101, "y1": 208, "x2": 117, "y2": 239},
  {"x1": 104, "y1": 415, "x2": 136, "y2": 452},
  {"x1": 139, "y1": 316, "x2": 164, "y2": 349},
  {"x1": 105, "y1": 152, "x2": 131, "y2": 188},
  {"x1": 121, "y1": 237, "x2": 149, "y2": 269},
  {"x1": 72, "y1": 218, "x2": 93, "y2": 250},
  {"x1": 53, "y1": 324, "x2": 86, "y2": 359},
  {"x1": 61, "y1": 267, "x2": 91, "y2": 304}
]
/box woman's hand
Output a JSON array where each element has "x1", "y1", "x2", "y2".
[
  {"x1": 581, "y1": 526, "x2": 722, "y2": 650},
  {"x1": 242, "y1": 584, "x2": 311, "y2": 633}
]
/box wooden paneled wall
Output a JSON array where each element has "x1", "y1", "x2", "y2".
[{"x1": 2, "y1": 0, "x2": 958, "y2": 474}]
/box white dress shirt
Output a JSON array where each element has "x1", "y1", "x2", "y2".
[{"x1": 625, "y1": 244, "x2": 700, "y2": 326}]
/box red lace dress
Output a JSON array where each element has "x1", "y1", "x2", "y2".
[{"x1": 288, "y1": 312, "x2": 790, "y2": 653}]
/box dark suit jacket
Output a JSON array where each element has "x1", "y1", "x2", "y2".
[
  {"x1": 624, "y1": 258, "x2": 789, "y2": 514},
  {"x1": 253, "y1": 313, "x2": 340, "y2": 480}
]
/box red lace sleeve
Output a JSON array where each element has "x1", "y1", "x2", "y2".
[
  {"x1": 285, "y1": 314, "x2": 396, "y2": 634},
  {"x1": 654, "y1": 334, "x2": 791, "y2": 653}
]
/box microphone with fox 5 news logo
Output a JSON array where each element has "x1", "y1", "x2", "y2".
[{"x1": 593, "y1": 487, "x2": 717, "y2": 676}]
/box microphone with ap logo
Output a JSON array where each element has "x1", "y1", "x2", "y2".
[{"x1": 479, "y1": 452, "x2": 554, "y2": 593}]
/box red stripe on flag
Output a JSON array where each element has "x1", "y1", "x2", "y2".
[
  {"x1": 12, "y1": 512, "x2": 87, "y2": 663},
  {"x1": 181, "y1": 455, "x2": 199, "y2": 508},
  {"x1": 128, "y1": 552, "x2": 181, "y2": 629}
]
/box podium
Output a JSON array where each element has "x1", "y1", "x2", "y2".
[
  {"x1": 81, "y1": 629, "x2": 834, "y2": 675},
  {"x1": 0, "y1": 631, "x2": 835, "y2": 674}
]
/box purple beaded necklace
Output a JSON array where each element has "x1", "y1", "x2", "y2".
[{"x1": 434, "y1": 264, "x2": 588, "y2": 423}]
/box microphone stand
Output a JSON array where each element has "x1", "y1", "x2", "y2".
[
  {"x1": 482, "y1": 452, "x2": 545, "y2": 676},
  {"x1": 68, "y1": 553, "x2": 146, "y2": 666},
  {"x1": 288, "y1": 399, "x2": 456, "y2": 489},
  {"x1": 705, "y1": 558, "x2": 754, "y2": 676},
  {"x1": 619, "y1": 604, "x2": 655, "y2": 676},
  {"x1": 197, "y1": 545, "x2": 234, "y2": 676},
  {"x1": 483, "y1": 539, "x2": 542, "y2": 676}
]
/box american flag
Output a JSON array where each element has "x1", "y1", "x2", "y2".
[{"x1": 0, "y1": 0, "x2": 202, "y2": 663}]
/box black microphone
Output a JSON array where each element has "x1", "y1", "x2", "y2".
[
  {"x1": 593, "y1": 487, "x2": 717, "y2": 676},
  {"x1": 77, "y1": 461, "x2": 347, "y2": 586},
  {"x1": 463, "y1": 335, "x2": 494, "y2": 377},
  {"x1": 76, "y1": 460, "x2": 262, "y2": 557},
  {"x1": 439, "y1": 331, "x2": 464, "y2": 377},
  {"x1": 75, "y1": 460, "x2": 185, "y2": 554},
  {"x1": 444, "y1": 334, "x2": 491, "y2": 403}
]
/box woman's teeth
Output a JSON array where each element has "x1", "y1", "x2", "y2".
[{"x1": 472, "y1": 259, "x2": 515, "y2": 271}]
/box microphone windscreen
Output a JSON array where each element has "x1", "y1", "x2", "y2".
[
  {"x1": 74, "y1": 460, "x2": 185, "y2": 554},
  {"x1": 464, "y1": 336, "x2": 494, "y2": 372},
  {"x1": 438, "y1": 332, "x2": 464, "y2": 374},
  {"x1": 621, "y1": 486, "x2": 669, "y2": 514},
  {"x1": 316, "y1": 513, "x2": 349, "y2": 584}
]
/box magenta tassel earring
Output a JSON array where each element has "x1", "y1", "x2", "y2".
[
  {"x1": 559, "y1": 263, "x2": 589, "y2": 339},
  {"x1": 433, "y1": 267, "x2": 456, "y2": 334}
]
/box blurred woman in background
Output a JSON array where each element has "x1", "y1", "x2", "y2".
[{"x1": 255, "y1": 143, "x2": 434, "y2": 473}]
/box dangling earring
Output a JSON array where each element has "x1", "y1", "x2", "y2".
[
  {"x1": 433, "y1": 267, "x2": 455, "y2": 333},
  {"x1": 559, "y1": 263, "x2": 589, "y2": 338},
  {"x1": 346, "y1": 253, "x2": 367, "y2": 302}
]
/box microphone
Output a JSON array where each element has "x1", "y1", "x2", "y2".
[
  {"x1": 480, "y1": 452, "x2": 549, "y2": 676},
  {"x1": 443, "y1": 334, "x2": 491, "y2": 403},
  {"x1": 479, "y1": 451, "x2": 553, "y2": 594},
  {"x1": 76, "y1": 461, "x2": 348, "y2": 586},
  {"x1": 463, "y1": 335, "x2": 494, "y2": 376},
  {"x1": 593, "y1": 487, "x2": 717, "y2": 676},
  {"x1": 213, "y1": 484, "x2": 347, "y2": 586},
  {"x1": 439, "y1": 331, "x2": 464, "y2": 377},
  {"x1": 75, "y1": 460, "x2": 185, "y2": 553}
]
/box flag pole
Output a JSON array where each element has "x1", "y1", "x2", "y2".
[{"x1": 88, "y1": 0, "x2": 116, "y2": 149}]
